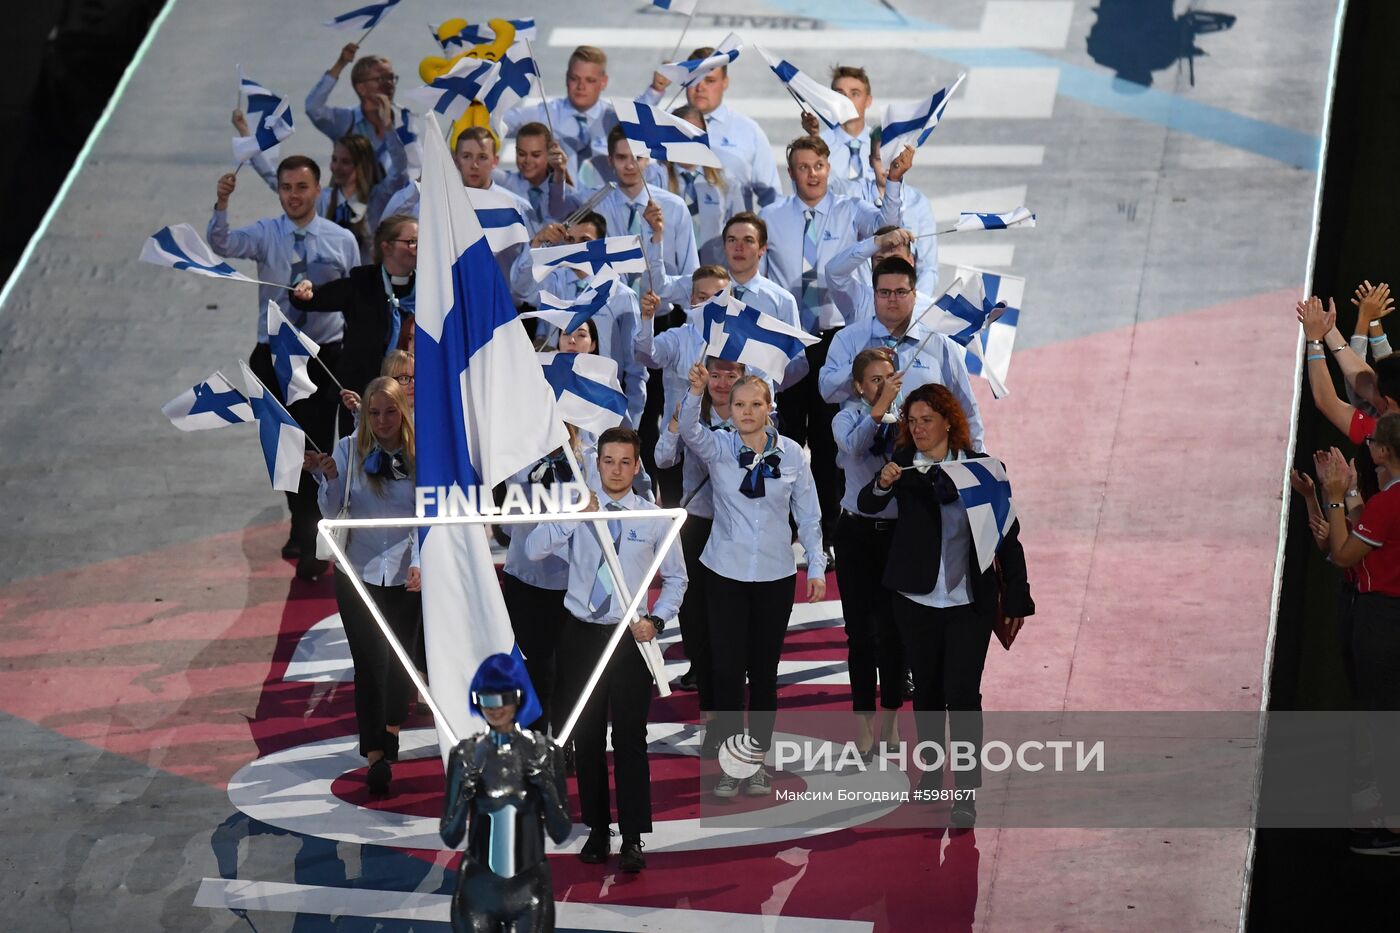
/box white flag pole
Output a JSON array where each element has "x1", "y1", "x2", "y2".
[{"x1": 664, "y1": 8, "x2": 697, "y2": 63}]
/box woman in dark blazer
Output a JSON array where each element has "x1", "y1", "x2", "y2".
[
  {"x1": 857, "y1": 383, "x2": 1033, "y2": 828},
  {"x1": 289, "y1": 214, "x2": 418, "y2": 406}
]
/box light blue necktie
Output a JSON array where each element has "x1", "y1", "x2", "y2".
[
  {"x1": 586, "y1": 502, "x2": 624, "y2": 618},
  {"x1": 680, "y1": 169, "x2": 699, "y2": 217},
  {"x1": 626, "y1": 202, "x2": 642, "y2": 237},
  {"x1": 733, "y1": 284, "x2": 746, "y2": 302},
  {"x1": 800, "y1": 209, "x2": 820, "y2": 328},
  {"x1": 574, "y1": 114, "x2": 590, "y2": 152},
  {"x1": 848, "y1": 141, "x2": 863, "y2": 180},
  {"x1": 528, "y1": 185, "x2": 544, "y2": 224},
  {"x1": 290, "y1": 229, "x2": 309, "y2": 285}
]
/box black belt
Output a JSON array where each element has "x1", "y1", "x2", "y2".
[{"x1": 842, "y1": 510, "x2": 895, "y2": 531}]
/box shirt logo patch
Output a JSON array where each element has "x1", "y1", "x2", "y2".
[
  {"x1": 627, "y1": 529, "x2": 640, "y2": 541},
  {"x1": 911, "y1": 358, "x2": 928, "y2": 369},
  {"x1": 721, "y1": 137, "x2": 734, "y2": 146}
]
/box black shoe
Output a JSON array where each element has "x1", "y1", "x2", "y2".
[
  {"x1": 678, "y1": 668, "x2": 697, "y2": 691},
  {"x1": 902, "y1": 670, "x2": 916, "y2": 701},
  {"x1": 1350, "y1": 828, "x2": 1400, "y2": 856},
  {"x1": 367, "y1": 758, "x2": 391, "y2": 795},
  {"x1": 281, "y1": 537, "x2": 302, "y2": 560},
  {"x1": 579, "y1": 827, "x2": 612, "y2": 864},
  {"x1": 296, "y1": 556, "x2": 330, "y2": 581},
  {"x1": 619, "y1": 836, "x2": 646, "y2": 873},
  {"x1": 950, "y1": 799, "x2": 976, "y2": 829}
]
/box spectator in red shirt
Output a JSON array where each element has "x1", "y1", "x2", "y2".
[
  {"x1": 1319, "y1": 413, "x2": 1400, "y2": 855},
  {"x1": 1299, "y1": 293, "x2": 1400, "y2": 443}
]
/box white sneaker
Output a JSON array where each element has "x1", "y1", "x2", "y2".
[
  {"x1": 745, "y1": 765, "x2": 772, "y2": 796},
  {"x1": 713, "y1": 773, "x2": 742, "y2": 798}
]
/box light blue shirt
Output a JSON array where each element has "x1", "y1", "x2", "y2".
[
  {"x1": 500, "y1": 459, "x2": 575, "y2": 591},
  {"x1": 678, "y1": 392, "x2": 826, "y2": 581},
  {"x1": 305, "y1": 72, "x2": 421, "y2": 175},
  {"x1": 522, "y1": 269, "x2": 647, "y2": 428},
  {"x1": 502, "y1": 97, "x2": 616, "y2": 182},
  {"x1": 651, "y1": 164, "x2": 747, "y2": 266},
  {"x1": 637, "y1": 91, "x2": 783, "y2": 211},
  {"x1": 876, "y1": 450, "x2": 973, "y2": 607},
  {"x1": 760, "y1": 188, "x2": 902, "y2": 332},
  {"x1": 498, "y1": 169, "x2": 583, "y2": 227},
  {"x1": 655, "y1": 407, "x2": 733, "y2": 520},
  {"x1": 824, "y1": 236, "x2": 936, "y2": 325},
  {"x1": 587, "y1": 185, "x2": 699, "y2": 280},
  {"x1": 207, "y1": 210, "x2": 359, "y2": 344},
  {"x1": 832, "y1": 403, "x2": 897, "y2": 518},
  {"x1": 381, "y1": 180, "x2": 418, "y2": 220},
  {"x1": 524, "y1": 489, "x2": 688, "y2": 624},
  {"x1": 819, "y1": 314, "x2": 985, "y2": 450},
  {"x1": 316, "y1": 436, "x2": 419, "y2": 586}
]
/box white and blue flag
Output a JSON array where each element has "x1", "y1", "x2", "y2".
[
  {"x1": 706, "y1": 289, "x2": 818, "y2": 381},
  {"x1": 518, "y1": 273, "x2": 619, "y2": 333},
  {"x1": 478, "y1": 44, "x2": 539, "y2": 115},
  {"x1": 539, "y1": 352, "x2": 628, "y2": 436},
  {"x1": 415, "y1": 113, "x2": 569, "y2": 759},
  {"x1": 432, "y1": 18, "x2": 537, "y2": 51},
  {"x1": 461, "y1": 186, "x2": 530, "y2": 253},
  {"x1": 651, "y1": 0, "x2": 699, "y2": 14},
  {"x1": 325, "y1": 0, "x2": 401, "y2": 31},
  {"x1": 657, "y1": 32, "x2": 742, "y2": 88},
  {"x1": 937, "y1": 458, "x2": 1017, "y2": 572},
  {"x1": 880, "y1": 72, "x2": 966, "y2": 156},
  {"x1": 953, "y1": 207, "x2": 1036, "y2": 232},
  {"x1": 932, "y1": 266, "x2": 1024, "y2": 399},
  {"x1": 530, "y1": 235, "x2": 645, "y2": 281},
  {"x1": 401, "y1": 57, "x2": 501, "y2": 125},
  {"x1": 266, "y1": 300, "x2": 321, "y2": 405},
  {"x1": 140, "y1": 224, "x2": 257, "y2": 284},
  {"x1": 238, "y1": 361, "x2": 306, "y2": 493},
  {"x1": 232, "y1": 67, "x2": 294, "y2": 163},
  {"x1": 613, "y1": 99, "x2": 722, "y2": 169},
  {"x1": 754, "y1": 46, "x2": 858, "y2": 129},
  {"x1": 162, "y1": 371, "x2": 253, "y2": 432}
]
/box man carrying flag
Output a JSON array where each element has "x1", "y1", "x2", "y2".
[
  {"x1": 207, "y1": 156, "x2": 359, "y2": 577},
  {"x1": 503, "y1": 46, "x2": 619, "y2": 186},
  {"x1": 307, "y1": 39, "x2": 420, "y2": 176},
  {"x1": 706, "y1": 292, "x2": 820, "y2": 383}
]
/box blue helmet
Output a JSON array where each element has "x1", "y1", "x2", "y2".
[{"x1": 468, "y1": 651, "x2": 543, "y2": 727}]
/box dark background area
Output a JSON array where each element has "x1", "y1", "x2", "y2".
[
  {"x1": 0, "y1": 0, "x2": 163, "y2": 292},
  {"x1": 1250, "y1": 0, "x2": 1400, "y2": 926}
]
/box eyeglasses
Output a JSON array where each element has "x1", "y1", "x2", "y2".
[
  {"x1": 394, "y1": 374, "x2": 414, "y2": 385},
  {"x1": 392, "y1": 238, "x2": 418, "y2": 247},
  {"x1": 875, "y1": 288, "x2": 914, "y2": 300},
  {"x1": 361, "y1": 74, "x2": 398, "y2": 86}
]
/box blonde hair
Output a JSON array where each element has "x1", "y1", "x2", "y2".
[
  {"x1": 356, "y1": 376, "x2": 415, "y2": 492},
  {"x1": 729, "y1": 374, "x2": 772, "y2": 407},
  {"x1": 380, "y1": 349, "x2": 413, "y2": 379}
]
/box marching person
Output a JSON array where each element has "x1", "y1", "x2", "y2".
[
  {"x1": 525, "y1": 427, "x2": 687, "y2": 871},
  {"x1": 824, "y1": 226, "x2": 934, "y2": 325},
  {"x1": 306, "y1": 43, "x2": 419, "y2": 175},
  {"x1": 653, "y1": 104, "x2": 744, "y2": 265},
  {"x1": 857, "y1": 383, "x2": 1034, "y2": 828},
  {"x1": 289, "y1": 214, "x2": 418, "y2": 412},
  {"x1": 679, "y1": 364, "x2": 826, "y2": 797},
  {"x1": 307, "y1": 376, "x2": 421, "y2": 796},
  {"x1": 503, "y1": 46, "x2": 617, "y2": 184},
  {"x1": 832, "y1": 349, "x2": 906, "y2": 757},
  {"x1": 208, "y1": 156, "x2": 359, "y2": 577},
  {"x1": 590, "y1": 126, "x2": 698, "y2": 281},
  {"x1": 497, "y1": 122, "x2": 582, "y2": 227}
]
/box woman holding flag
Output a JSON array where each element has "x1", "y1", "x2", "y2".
[
  {"x1": 306, "y1": 376, "x2": 421, "y2": 796},
  {"x1": 857, "y1": 384, "x2": 1034, "y2": 828},
  {"x1": 680, "y1": 362, "x2": 826, "y2": 797}
]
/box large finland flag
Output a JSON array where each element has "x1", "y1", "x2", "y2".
[{"x1": 415, "y1": 113, "x2": 569, "y2": 757}]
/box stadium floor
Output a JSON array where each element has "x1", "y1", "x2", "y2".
[{"x1": 0, "y1": 1, "x2": 1335, "y2": 929}]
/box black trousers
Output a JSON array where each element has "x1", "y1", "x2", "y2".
[
  {"x1": 334, "y1": 573, "x2": 422, "y2": 758},
  {"x1": 501, "y1": 573, "x2": 570, "y2": 734},
  {"x1": 1352, "y1": 593, "x2": 1400, "y2": 821},
  {"x1": 891, "y1": 596, "x2": 992, "y2": 789},
  {"x1": 677, "y1": 516, "x2": 715, "y2": 709},
  {"x1": 834, "y1": 513, "x2": 904, "y2": 711},
  {"x1": 249, "y1": 340, "x2": 344, "y2": 553},
  {"x1": 775, "y1": 330, "x2": 842, "y2": 543},
  {"x1": 708, "y1": 574, "x2": 797, "y2": 751},
  {"x1": 556, "y1": 617, "x2": 654, "y2": 834}
]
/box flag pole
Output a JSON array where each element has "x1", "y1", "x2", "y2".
[
  {"x1": 522, "y1": 37, "x2": 555, "y2": 138},
  {"x1": 896, "y1": 275, "x2": 961, "y2": 377},
  {"x1": 357, "y1": 19, "x2": 383, "y2": 46},
  {"x1": 664, "y1": 8, "x2": 697, "y2": 63},
  {"x1": 314, "y1": 355, "x2": 347, "y2": 393},
  {"x1": 246, "y1": 370, "x2": 324, "y2": 453}
]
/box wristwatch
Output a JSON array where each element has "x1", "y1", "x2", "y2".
[{"x1": 640, "y1": 614, "x2": 666, "y2": 634}]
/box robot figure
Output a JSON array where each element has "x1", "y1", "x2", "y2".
[{"x1": 441, "y1": 653, "x2": 573, "y2": 933}]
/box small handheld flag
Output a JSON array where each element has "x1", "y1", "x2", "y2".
[
  {"x1": 401, "y1": 57, "x2": 501, "y2": 125},
  {"x1": 431, "y1": 18, "x2": 537, "y2": 52},
  {"x1": 706, "y1": 289, "x2": 818, "y2": 380},
  {"x1": 162, "y1": 371, "x2": 253, "y2": 431},
  {"x1": 518, "y1": 274, "x2": 619, "y2": 334},
  {"x1": 478, "y1": 44, "x2": 539, "y2": 115},
  {"x1": 325, "y1": 0, "x2": 401, "y2": 32},
  {"x1": 238, "y1": 361, "x2": 309, "y2": 493},
  {"x1": 651, "y1": 0, "x2": 699, "y2": 13},
  {"x1": 233, "y1": 67, "x2": 294, "y2": 163},
  {"x1": 462, "y1": 187, "x2": 530, "y2": 253},
  {"x1": 657, "y1": 33, "x2": 742, "y2": 88},
  {"x1": 753, "y1": 47, "x2": 858, "y2": 129},
  {"x1": 937, "y1": 458, "x2": 1016, "y2": 572},
  {"x1": 539, "y1": 352, "x2": 629, "y2": 436},
  {"x1": 530, "y1": 236, "x2": 646, "y2": 282},
  {"x1": 952, "y1": 208, "x2": 1037, "y2": 233},
  {"x1": 613, "y1": 99, "x2": 722, "y2": 168},
  {"x1": 880, "y1": 73, "x2": 966, "y2": 156},
  {"x1": 266, "y1": 301, "x2": 321, "y2": 405},
  {"x1": 933, "y1": 266, "x2": 1025, "y2": 398},
  {"x1": 140, "y1": 224, "x2": 257, "y2": 283}
]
